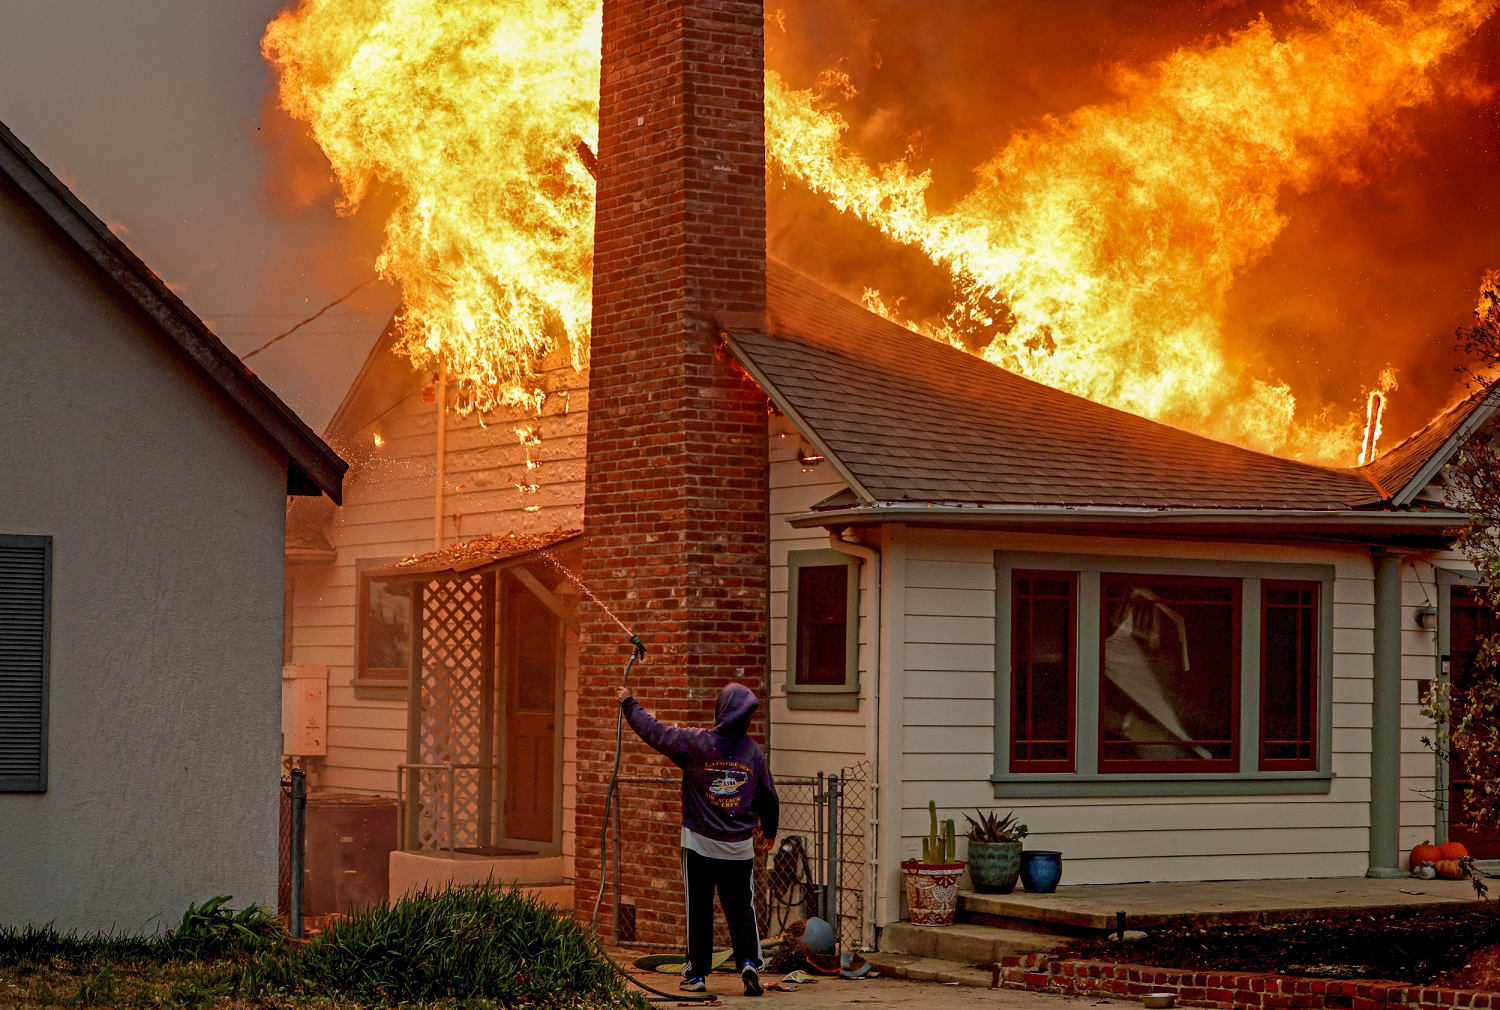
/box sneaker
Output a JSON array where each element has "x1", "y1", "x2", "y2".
[
  {"x1": 680, "y1": 976, "x2": 707, "y2": 993},
  {"x1": 742, "y1": 962, "x2": 763, "y2": 997}
]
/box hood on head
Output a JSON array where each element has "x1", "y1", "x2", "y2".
[{"x1": 714, "y1": 682, "x2": 759, "y2": 735}]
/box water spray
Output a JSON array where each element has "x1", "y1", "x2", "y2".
[{"x1": 589, "y1": 632, "x2": 715, "y2": 1003}]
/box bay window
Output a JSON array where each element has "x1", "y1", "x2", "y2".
[{"x1": 995, "y1": 553, "x2": 1332, "y2": 797}]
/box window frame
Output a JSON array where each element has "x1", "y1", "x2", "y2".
[
  {"x1": 1258, "y1": 579, "x2": 1321, "y2": 772},
  {"x1": 1, "y1": 534, "x2": 51, "y2": 794},
  {"x1": 994, "y1": 551, "x2": 1334, "y2": 798},
  {"x1": 1009, "y1": 570, "x2": 1079, "y2": 773},
  {"x1": 785, "y1": 549, "x2": 861, "y2": 710},
  {"x1": 355, "y1": 558, "x2": 416, "y2": 694},
  {"x1": 1097, "y1": 572, "x2": 1243, "y2": 775}
]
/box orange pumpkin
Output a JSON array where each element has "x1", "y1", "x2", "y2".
[
  {"x1": 1434, "y1": 859, "x2": 1466, "y2": 880},
  {"x1": 1410, "y1": 841, "x2": 1442, "y2": 866},
  {"x1": 1440, "y1": 841, "x2": 1470, "y2": 861}
]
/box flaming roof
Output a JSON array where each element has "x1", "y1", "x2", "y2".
[{"x1": 726, "y1": 261, "x2": 1488, "y2": 535}]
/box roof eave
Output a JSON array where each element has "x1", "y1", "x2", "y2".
[
  {"x1": 790, "y1": 503, "x2": 1466, "y2": 546},
  {"x1": 721, "y1": 330, "x2": 877, "y2": 506},
  {"x1": 1389, "y1": 395, "x2": 1500, "y2": 508},
  {"x1": 0, "y1": 122, "x2": 347, "y2": 503}
]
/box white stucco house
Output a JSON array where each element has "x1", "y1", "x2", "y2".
[
  {"x1": 0, "y1": 121, "x2": 344, "y2": 934},
  {"x1": 283, "y1": 247, "x2": 1495, "y2": 945}
]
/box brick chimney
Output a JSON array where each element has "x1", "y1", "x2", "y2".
[{"x1": 575, "y1": 0, "x2": 769, "y2": 943}]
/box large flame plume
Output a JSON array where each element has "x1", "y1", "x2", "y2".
[
  {"x1": 263, "y1": 1, "x2": 600, "y2": 414},
  {"x1": 766, "y1": 0, "x2": 1497, "y2": 460},
  {"x1": 264, "y1": 0, "x2": 1496, "y2": 460}
]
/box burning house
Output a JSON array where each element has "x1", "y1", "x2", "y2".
[
  {"x1": 276, "y1": 0, "x2": 1500, "y2": 951},
  {"x1": 0, "y1": 121, "x2": 344, "y2": 932}
]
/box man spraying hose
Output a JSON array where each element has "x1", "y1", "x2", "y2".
[{"x1": 616, "y1": 681, "x2": 779, "y2": 997}]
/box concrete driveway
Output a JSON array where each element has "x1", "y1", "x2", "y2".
[{"x1": 621, "y1": 967, "x2": 1109, "y2": 1009}]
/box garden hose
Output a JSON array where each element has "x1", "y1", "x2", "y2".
[{"x1": 589, "y1": 634, "x2": 716, "y2": 1004}]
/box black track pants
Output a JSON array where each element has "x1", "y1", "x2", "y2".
[{"x1": 680, "y1": 847, "x2": 762, "y2": 979}]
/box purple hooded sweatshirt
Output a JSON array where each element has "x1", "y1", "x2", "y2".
[{"x1": 622, "y1": 682, "x2": 779, "y2": 844}]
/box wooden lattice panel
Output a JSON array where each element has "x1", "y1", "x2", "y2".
[{"x1": 413, "y1": 574, "x2": 494, "y2": 851}]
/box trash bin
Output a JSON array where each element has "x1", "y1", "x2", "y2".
[{"x1": 304, "y1": 793, "x2": 398, "y2": 918}]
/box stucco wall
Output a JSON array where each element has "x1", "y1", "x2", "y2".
[{"x1": 0, "y1": 182, "x2": 289, "y2": 933}]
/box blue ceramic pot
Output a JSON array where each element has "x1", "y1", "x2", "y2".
[{"x1": 1019, "y1": 850, "x2": 1062, "y2": 893}]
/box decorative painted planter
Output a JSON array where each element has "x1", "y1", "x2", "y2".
[
  {"x1": 900, "y1": 860, "x2": 965, "y2": 926},
  {"x1": 966, "y1": 840, "x2": 1023, "y2": 893},
  {"x1": 1019, "y1": 850, "x2": 1063, "y2": 893}
]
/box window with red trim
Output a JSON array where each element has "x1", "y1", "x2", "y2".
[
  {"x1": 1099, "y1": 574, "x2": 1239, "y2": 772},
  {"x1": 1011, "y1": 572, "x2": 1077, "y2": 772},
  {"x1": 1260, "y1": 581, "x2": 1318, "y2": 771}
]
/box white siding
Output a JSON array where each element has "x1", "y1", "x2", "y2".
[
  {"x1": 764, "y1": 415, "x2": 867, "y2": 779},
  {"x1": 890, "y1": 528, "x2": 1438, "y2": 891},
  {"x1": 287, "y1": 355, "x2": 587, "y2": 861}
]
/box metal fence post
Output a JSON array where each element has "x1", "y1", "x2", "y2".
[
  {"x1": 290, "y1": 768, "x2": 307, "y2": 939},
  {"x1": 824, "y1": 774, "x2": 840, "y2": 943}
]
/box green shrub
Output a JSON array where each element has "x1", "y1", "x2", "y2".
[{"x1": 239, "y1": 884, "x2": 643, "y2": 1008}]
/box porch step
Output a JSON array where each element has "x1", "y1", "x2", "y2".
[
  {"x1": 960, "y1": 890, "x2": 1110, "y2": 935},
  {"x1": 389, "y1": 850, "x2": 567, "y2": 902},
  {"x1": 878, "y1": 921, "x2": 1069, "y2": 965},
  {"x1": 861, "y1": 952, "x2": 997, "y2": 988}
]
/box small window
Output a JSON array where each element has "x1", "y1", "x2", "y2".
[
  {"x1": 1011, "y1": 572, "x2": 1077, "y2": 772},
  {"x1": 1, "y1": 535, "x2": 50, "y2": 793},
  {"x1": 1099, "y1": 574, "x2": 1239, "y2": 772},
  {"x1": 1260, "y1": 581, "x2": 1318, "y2": 771},
  {"x1": 358, "y1": 563, "x2": 413, "y2": 681},
  {"x1": 786, "y1": 550, "x2": 859, "y2": 708}
]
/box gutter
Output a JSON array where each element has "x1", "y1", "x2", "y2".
[
  {"x1": 791, "y1": 504, "x2": 1467, "y2": 534},
  {"x1": 827, "y1": 529, "x2": 880, "y2": 947}
]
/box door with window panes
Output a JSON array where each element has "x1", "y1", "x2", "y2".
[{"x1": 1447, "y1": 586, "x2": 1500, "y2": 858}]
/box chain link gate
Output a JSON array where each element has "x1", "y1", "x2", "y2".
[{"x1": 613, "y1": 762, "x2": 870, "y2": 951}]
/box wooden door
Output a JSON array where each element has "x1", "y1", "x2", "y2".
[
  {"x1": 1447, "y1": 586, "x2": 1500, "y2": 858},
  {"x1": 503, "y1": 579, "x2": 558, "y2": 843}
]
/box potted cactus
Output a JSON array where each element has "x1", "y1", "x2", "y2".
[
  {"x1": 963, "y1": 809, "x2": 1028, "y2": 894},
  {"x1": 900, "y1": 801, "x2": 965, "y2": 926}
]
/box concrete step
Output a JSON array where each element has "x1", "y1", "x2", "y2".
[
  {"x1": 862, "y1": 952, "x2": 997, "y2": 988},
  {"x1": 524, "y1": 882, "x2": 575, "y2": 909},
  {"x1": 878, "y1": 920, "x2": 1069, "y2": 965},
  {"x1": 959, "y1": 889, "x2": 1109, "y2": 934},
  {"x1": 389, "y1": 850, "x2": 568, "y2": 901}
]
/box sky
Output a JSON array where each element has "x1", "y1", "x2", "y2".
[
  {"x1": 2, "y1": 0, "x2": 1498, "y2": 447},
  {"x1": 0, "y1": 0, "x2": 397, "y2": 430}
]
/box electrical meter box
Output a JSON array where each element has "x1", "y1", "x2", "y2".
[{"x1": 282, "y1": 664, "x2": 328, "y2": 756}]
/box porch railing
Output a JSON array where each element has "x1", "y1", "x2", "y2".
[{"x1": 395, "y1": 761, "x2": 505, "y2": 854}]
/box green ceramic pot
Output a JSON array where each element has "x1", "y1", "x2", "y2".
[{"x1": 965, "y1": 840, "x2": 1022, "y2": 893}]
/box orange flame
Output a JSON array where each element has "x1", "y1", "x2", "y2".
[
  {"x1": 1359, "y1": 367, "x2": 1400, "y2": 466},
  {"x1": 264, "y1": 0, "x2": 1495, "y2": 460},
  {"x1": 766, "y1": 0, "x2": 1496, "y2": 462},
  {"x1": 262, "y1": 0, "x2": 600, "y2": 415}
]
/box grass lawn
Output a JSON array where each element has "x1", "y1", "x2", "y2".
[{"x1": 0, "y1": 889, "x2": 645, "y2": 1009}]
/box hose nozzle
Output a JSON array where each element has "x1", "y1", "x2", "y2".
[{"x1": 629, "y1": 634, "x2": 647, "y2": 661}]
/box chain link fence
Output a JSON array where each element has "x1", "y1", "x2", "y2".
[{"x1": 613, "y1": 762, "x2": 870, "y2": 951}]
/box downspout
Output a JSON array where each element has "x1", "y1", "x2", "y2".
[
  {"x1": 828, "y1": 529, "x2": 880, "y2": 948},
  {"x1": 434, "y1": 370, "x2": 448, "y2": 551},
  {"x1": 1368, "y1": 549, "x2": 1404, "y2": 877}
]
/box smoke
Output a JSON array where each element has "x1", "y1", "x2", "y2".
[{"x1": 766, "y1": 0, "x2": 1500, "y2": 455}]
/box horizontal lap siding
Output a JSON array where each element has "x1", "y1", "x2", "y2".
[
  {"x1": 897, "y1": 529, "x2": 1385, "y2": 885},
  {"x1": 1400, "y1": 558, "x2": 1444, "y2": 852},
  {"x1": 766, "y1": 419, "x2": 867, "y2": 779},
  {"x1": 287, "y1": 355, "x2": 587, "y2": 878}
]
